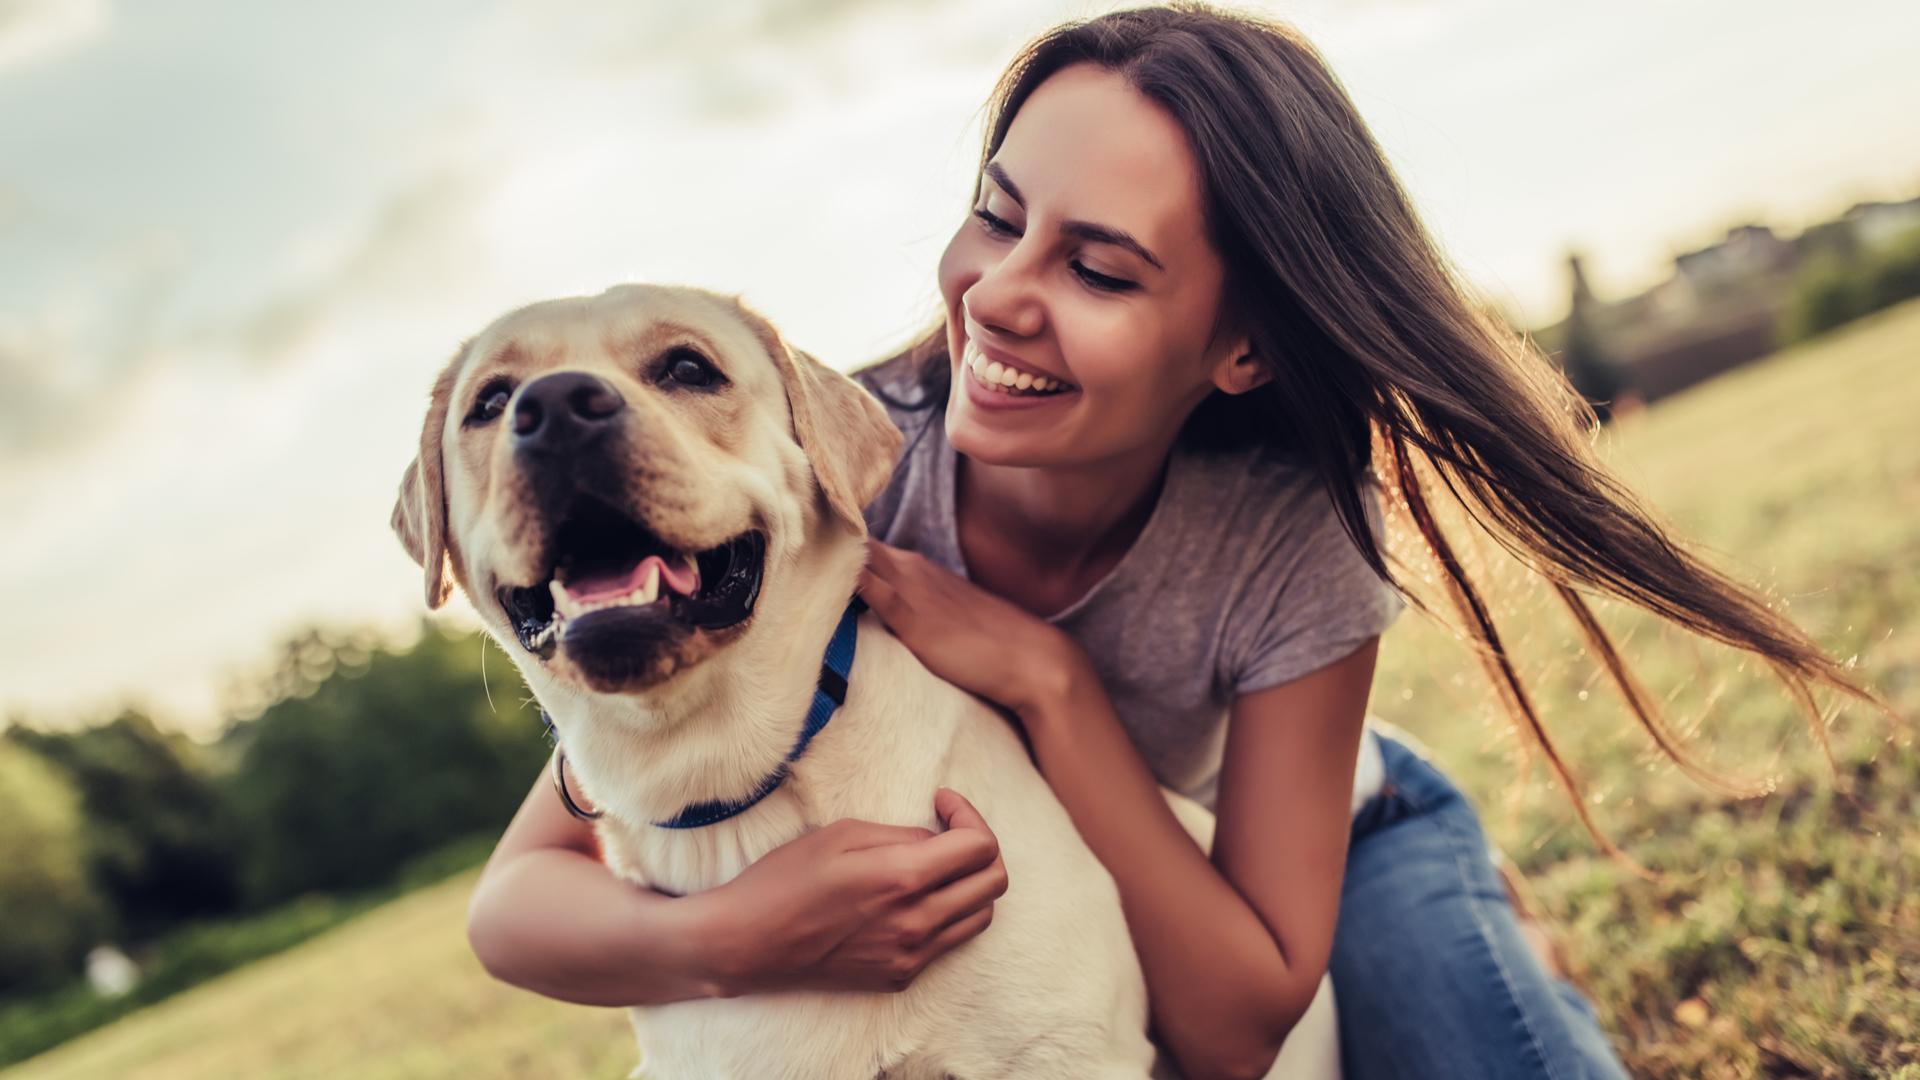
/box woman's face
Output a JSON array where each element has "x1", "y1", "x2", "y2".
[{"x1": 937, "y1": 62, "x2": 1253, "y2": 469}]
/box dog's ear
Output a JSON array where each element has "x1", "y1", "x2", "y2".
[
  {"x1": 733, "y1": 297, "x2": 901, "y2": 530},
  {"x1": 391, "y1": 355, "x2": 462, "y2": 609},
  {"x1": 782, "y1": 345, "x2": 903, "y2": 532}
]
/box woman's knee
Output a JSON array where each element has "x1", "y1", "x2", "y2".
[{"x1": 1334, "y1": 773, "x2": 1626, "y2": 1079}]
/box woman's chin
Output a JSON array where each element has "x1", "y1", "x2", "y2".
[{"x1": 945, "y1": 402, "x2": 1061, "y2": 468}]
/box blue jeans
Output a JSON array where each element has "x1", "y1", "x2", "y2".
[{"x1": 1330, "y1": 732, "x2": 1630, "y2": 1080}]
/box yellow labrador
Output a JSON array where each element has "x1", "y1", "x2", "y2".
[{"x1": 390, "y1": 284, "x2": 1338, "y2": 1079}]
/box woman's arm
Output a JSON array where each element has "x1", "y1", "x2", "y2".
[
  {"x1": 858, "y1": 540, "x2": 1376, "y2": 1080},
  {"x1": 1022, "y1": 642, "x2": 1376, "y2": 1080},
  {"x1": 465, "y1": 753, "x2": 731, "y2": 1006},
  {"x1": 466, "y1": 752, "x2": 1010, "y2": 1006}
]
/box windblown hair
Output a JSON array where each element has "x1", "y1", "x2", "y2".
[{"x1": 859, "y1": 2, "x2": 1885, "y2": 852}]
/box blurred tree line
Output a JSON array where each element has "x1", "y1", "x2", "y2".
[
  {"x1": 0, "y1": 623, "x2": 551, "y2": 997},
  {"x1": 1785, "y1": 223, "x2": 1920, "y2": 342}
]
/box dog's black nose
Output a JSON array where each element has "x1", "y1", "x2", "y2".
[{"x1": 513, "y1": 372, "x2": 625, "y2": 453}]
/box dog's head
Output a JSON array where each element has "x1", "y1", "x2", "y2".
[{"x1": 391, "y1": 284, "x2": 901, "y2": 698}]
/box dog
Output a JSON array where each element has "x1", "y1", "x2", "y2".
[{"x1": 390, "y1": 284, "x2": 1340, "y2": 1079}]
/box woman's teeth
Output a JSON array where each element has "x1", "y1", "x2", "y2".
[{"x1": 963, "y1": 342, "x2": 1071, "y2": 396}]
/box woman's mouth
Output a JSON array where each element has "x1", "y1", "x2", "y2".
[{"x1": 961, "y1": 339, "x2": 1076, "y2": 398}]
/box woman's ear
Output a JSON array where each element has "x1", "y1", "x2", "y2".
[{"x1": 1209, "y1": 333, "x2": 1271, "y2": 396}]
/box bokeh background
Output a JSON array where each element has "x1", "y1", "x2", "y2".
[{"x1": 1, "y1": 1, "x2": 1915, "y2": 1077}]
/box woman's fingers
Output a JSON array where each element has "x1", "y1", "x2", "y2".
[
  {"x1": 907, "y1": 904, "x2": 996, "y2": 972},
  {"x1": 933, "y1": 787, "x2": 990, "y2": 834},
  {"x1": 914, "y1": 854, "x2": 1009, "y2": 935},
  {"x1": 861, "y1": 539, "x2": 904, "y2": 582},
  {"x1": 842, "y1": 821, "x2": 998, "y2": 907},
  {"x1": 867, "y1": 823, "x2": 999, "y2": 896},
  {"x1": 856, "y1": 569, "x2": 901, "y2": 621},
  {"x1": 832, "y1": 818, "x2": 938, "y2": 851}
]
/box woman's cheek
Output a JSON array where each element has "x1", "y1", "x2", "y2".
[
  {"x1": 1058, "y1": 316, "x2": 1143, "y2": 400},
  {"x1": 936, "y1": 227, "x2": 978, "y2": 314}
]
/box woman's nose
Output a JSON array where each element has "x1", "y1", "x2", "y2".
[{"x1": 964, "y1": 246, "x2": 1045, "y2": 340}]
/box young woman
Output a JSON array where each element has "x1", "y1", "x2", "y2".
[{"x1": 465, "y1": 7, "x2": 1874, "y2": 1078}]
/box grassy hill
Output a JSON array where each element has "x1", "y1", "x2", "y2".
[{"x1": 8, "y1": 301, "x2": 1918, "y2": 1079}]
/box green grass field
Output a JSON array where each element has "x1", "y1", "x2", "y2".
[{"x1": 8, "y1": 302, "x2": 1917, "y2": 1079}]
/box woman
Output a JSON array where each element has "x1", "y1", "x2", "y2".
[{"x1": 465, "y1": 7, "x2": 1874, "y2": 1078}]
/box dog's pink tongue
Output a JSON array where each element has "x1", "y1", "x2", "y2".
[
  {"x1": 564, "y1": 555, "x2": 700, "y2": 603},
  {"x1": 659, "y1": 557, "x2": 699, "y2": 596},
  {"x1": 564, "y1": 560, "x2": 650, "y2": 603}
]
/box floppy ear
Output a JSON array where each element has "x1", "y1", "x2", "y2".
[
  {"x1": 781, "y1": 345, "x2": 904, "y2": 532},
  {"x1": 732, "y1": 297, "x2": 901, "y2": 531},
  {"x1": 391, "y1": 357, "x2": 461, "y2": 609}
]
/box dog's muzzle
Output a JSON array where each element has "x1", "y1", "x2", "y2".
[{"x1": 492, "y1": 372, "x2": 766, "y2": 663}]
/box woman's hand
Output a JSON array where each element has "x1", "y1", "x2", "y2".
[
  {"x1": 705, "y1": 788, "x2": 1009, "y2": 996},
  {"x1": 857, "y1": 538, "x2": 1089, "y2": 720}
]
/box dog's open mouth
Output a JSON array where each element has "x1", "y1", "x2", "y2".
[{"x1": 495, "y1": 496, "x2": 765, "y2": 660}]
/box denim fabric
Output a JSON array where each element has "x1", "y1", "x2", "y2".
[{"x1": 1330, "y1": 731, "x2": 1631, "y2": 1080}]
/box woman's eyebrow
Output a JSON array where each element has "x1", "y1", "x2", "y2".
[{"x1": 985, "y1": 161, "x2": 1165, "y2": 271}]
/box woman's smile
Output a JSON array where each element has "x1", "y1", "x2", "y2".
[
  {"x1": 963, "y1": 335, "x2": 1074, "y2": 395},
  {"x1": 957, "y1": 334, "x2": 1079, "y2": 414}
]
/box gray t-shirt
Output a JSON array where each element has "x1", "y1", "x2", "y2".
[{"x1": 855, "y1": 360, "x2": 1405, "y2": 811}]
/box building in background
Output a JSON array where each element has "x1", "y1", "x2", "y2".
[{"x1": 1534, "y1": 188, "x2": 1920, "y2": 406}]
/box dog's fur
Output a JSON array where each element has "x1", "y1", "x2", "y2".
[{"x1": 391, "y1": 284, "x2": 1338, "y2": 1079}]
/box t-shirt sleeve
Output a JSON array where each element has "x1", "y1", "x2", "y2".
[{"x1": 1225, "y1": 476, "x2": 1405, "y2": 696}]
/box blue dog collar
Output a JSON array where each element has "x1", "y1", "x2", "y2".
[
  {"x1": 655, "y1": 595, "x2": 865, "y2": 829},
  {"x1": 541, "y1": 596, "x2": 866, "y2": 828}
]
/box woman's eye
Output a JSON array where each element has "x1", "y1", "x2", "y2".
[
  {"x1": 663, "y1": 350, "x2": 722, "y2": 388},
  {"x1": 1072, "y1": 262, "x2": 1137, "y2": 292},
  {"x1": 972, "y1": 206, "x2": 1134, "y2": 292},
  {"x1": 973, "y1": 208, "x2": 1018, "y2": 237},
  {"x1": 466, "y1": 384, "x2": 512, "y2": 425}
]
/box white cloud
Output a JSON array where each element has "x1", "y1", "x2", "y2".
[{"x1": 0, "y1": 0, "x2": 107, "y2": 72}]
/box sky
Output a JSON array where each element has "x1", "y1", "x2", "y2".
[{"x1": 3, "y1": 0, "x2": 1918, "y2": 737}]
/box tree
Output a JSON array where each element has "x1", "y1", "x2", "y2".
[
  {"x1": 0, "y1": 741, "x2": 110, "y2": 994},
  {"x1": 7, "y1": 712, "x2": 244, "y2": 940},
  {"x1": 219, "y1": 623, "x2": 551, "y2": 906}
]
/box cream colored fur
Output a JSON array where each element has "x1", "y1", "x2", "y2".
[{"x1": 393, "y1": 284, "x2": 1339, "y2": 1079}]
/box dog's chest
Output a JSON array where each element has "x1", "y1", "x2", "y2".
[
  {"x1": 592, "y1": 788, "x2": 821, "y2": 897},
  {"x1": 592, "y1": 681, "x2": 959, "y2": 897}
]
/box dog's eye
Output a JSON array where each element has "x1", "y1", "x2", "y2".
[
  {"x1": 662, "y1": 349, "x2": 723, "y2": 389},
  {"x1": 466, "y1": 381, "x2": 513, "y2": 425}
]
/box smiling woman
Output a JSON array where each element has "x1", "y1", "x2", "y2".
[{"x1": 845, "y1": 6, "x2": 1888, "y2": 1078}]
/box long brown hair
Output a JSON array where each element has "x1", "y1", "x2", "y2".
[{"x1": 859, "y1": 2, "x2": 1888, "y2": 851}]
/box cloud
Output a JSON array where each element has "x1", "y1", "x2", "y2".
[
  {"x1": 0, "y1": 169, "x2": 489, "y2": 462},
  {"x1": 0, "y1": 230, "x2": 177, "y2": 456},
  {"x1": 0, "y1": 0, "x2": 108, "y2": 73},
  {"x1": 224, "y1": 171, "x2": 491, "y2": 367},
  {"x1": 471, "y1": 0, "x2": 1025, "y2": 126}
]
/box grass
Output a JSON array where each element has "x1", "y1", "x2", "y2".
[
  {"x1": 7, "y1": 300, "x2": 1918, "y2": 1079},
  {"x1": 0, "y1": 834, "x2": 503, "y2": 1071},
  {"x1": 1371, "y1": 298, "x2": 1920, "y2": 1077}
]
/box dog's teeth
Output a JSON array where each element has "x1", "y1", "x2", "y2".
[
  {"x1": 637, "y1": 562, "x2": 660, "y2": 604},
  {"x1": 549, "y1": 579, "x2": 579, "y2": 620}
]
